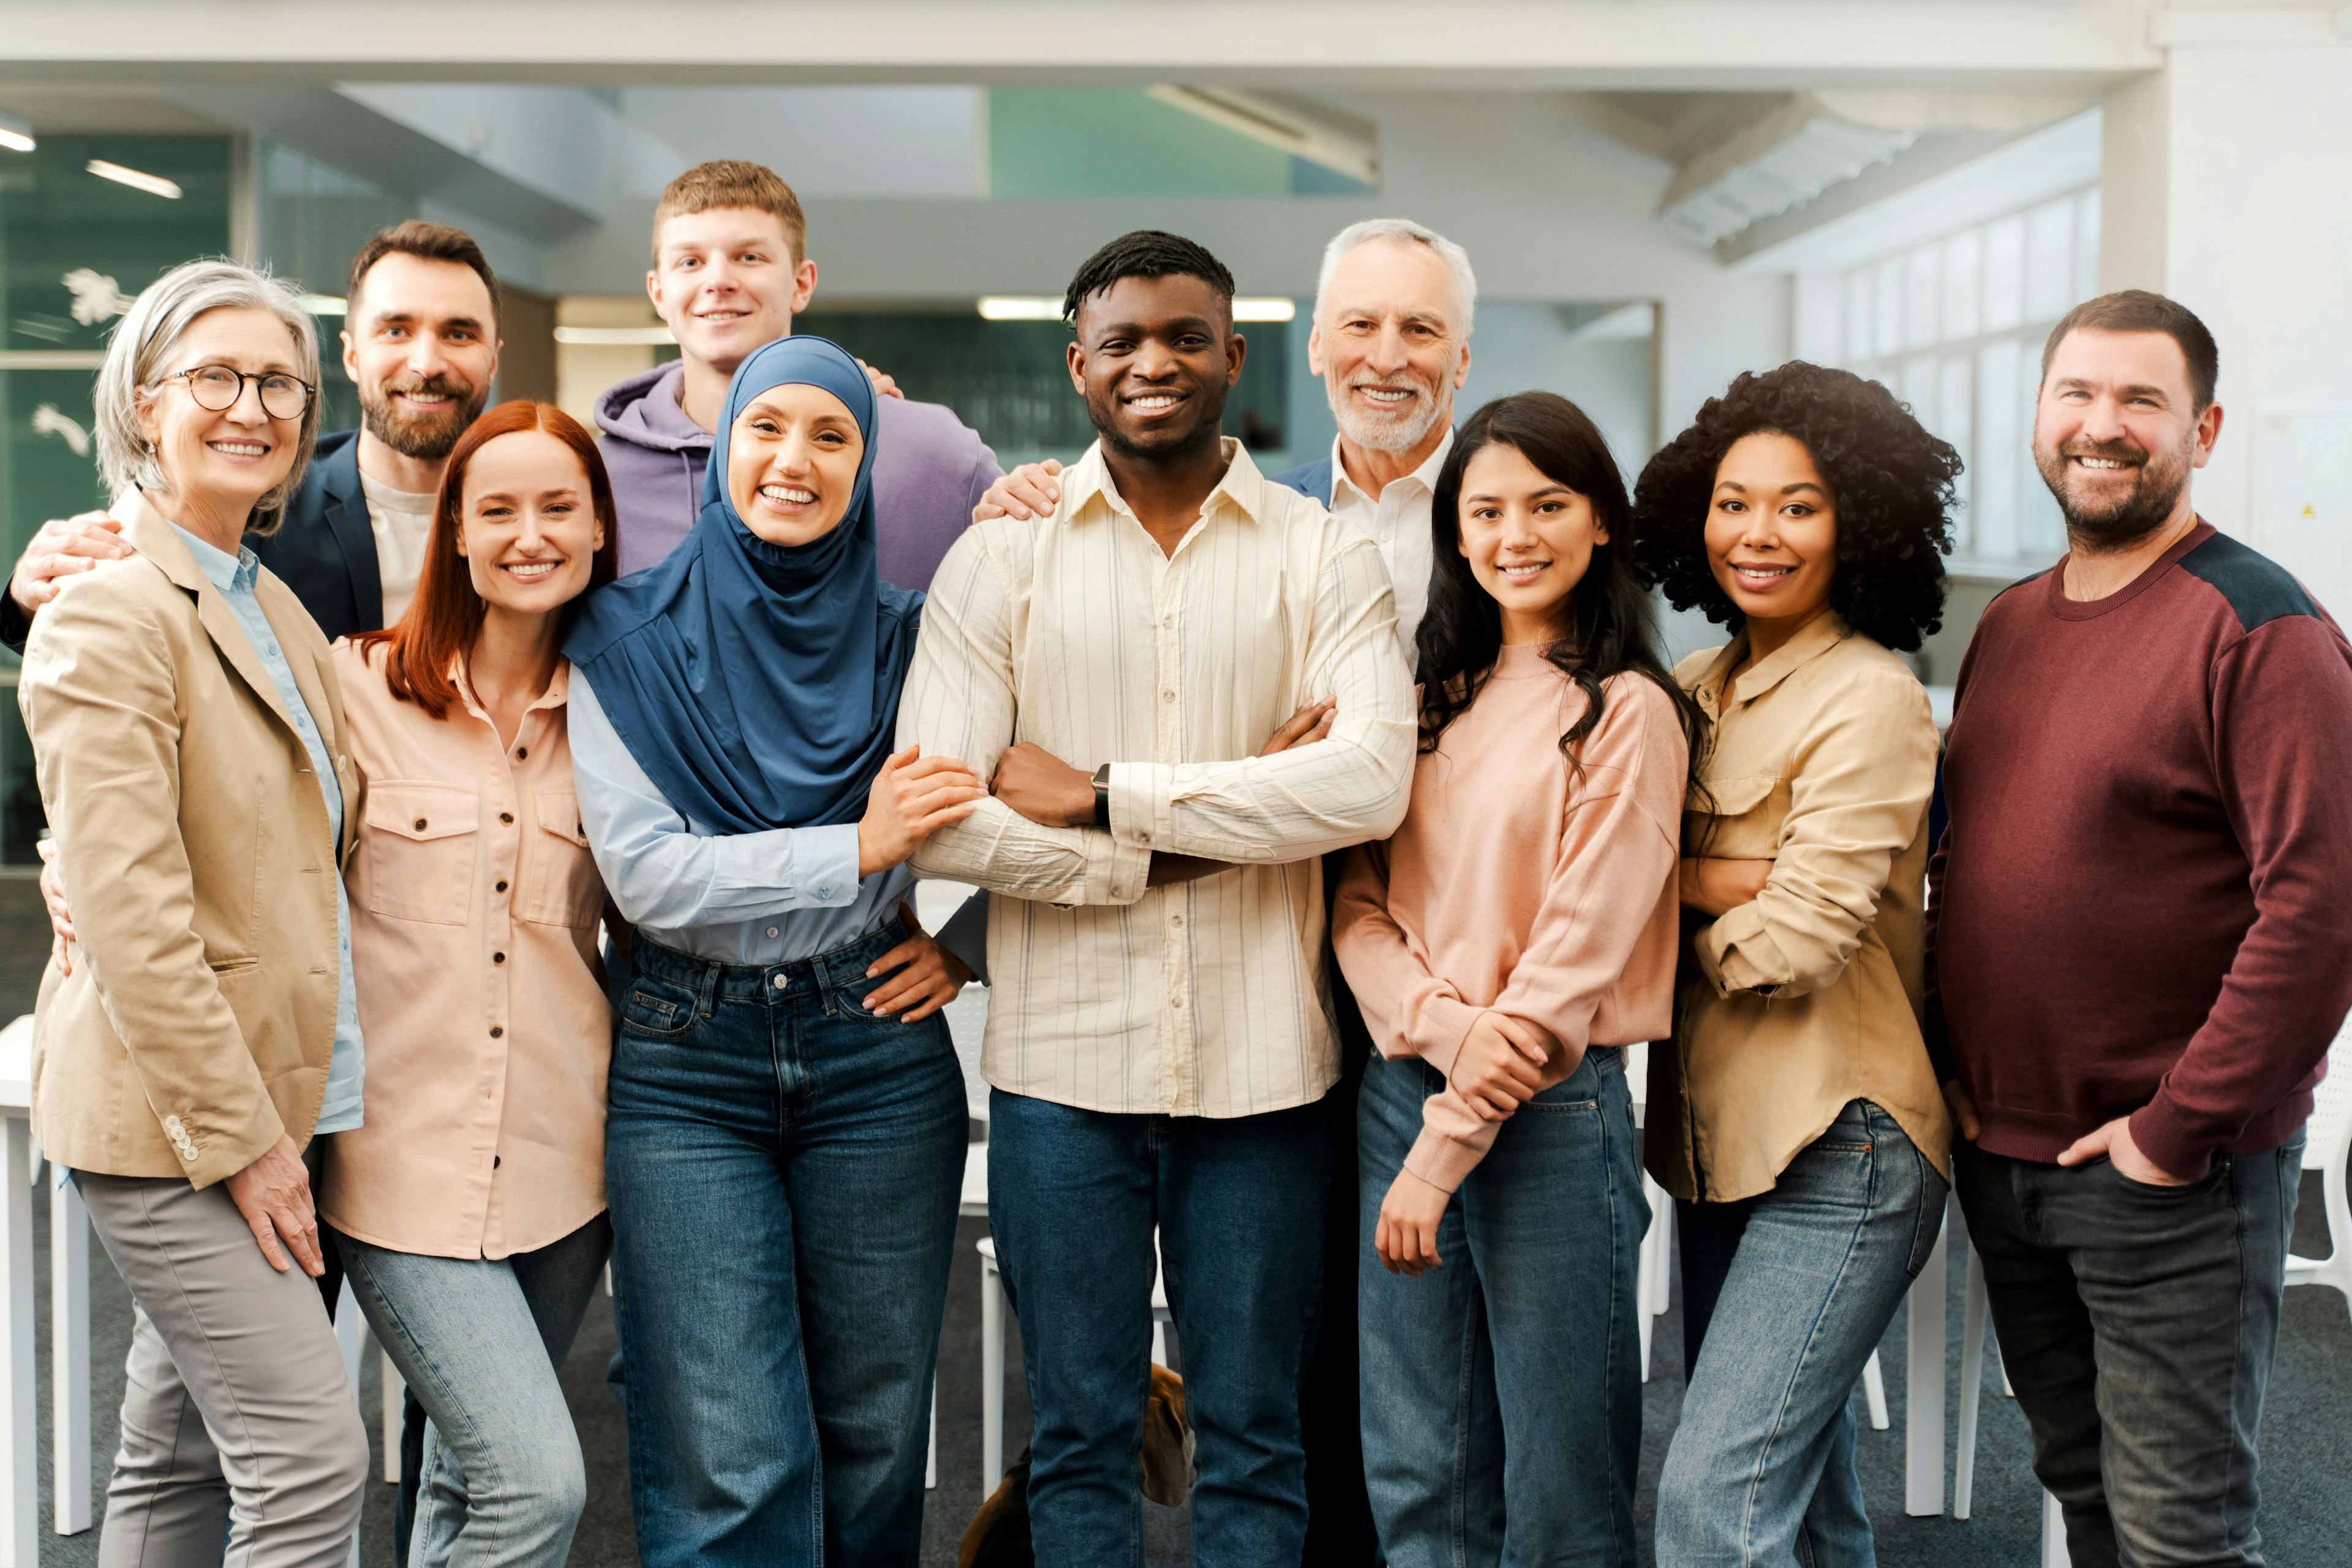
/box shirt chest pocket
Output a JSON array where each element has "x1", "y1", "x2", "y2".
[
  {"x1": 518, "y1": 788, "x2": 602, "y2": 930},
  {"x1": 1688, "y1": 772, "x2": 1789, "y2": 860},
  {"x1": 363, "y1": 785, "x2": 480, "y2": 925}
]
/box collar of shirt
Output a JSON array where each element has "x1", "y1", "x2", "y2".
[
  {"x1": 450, "y1": 655, "x2": 573, "y2": 726},
  {"x1": 1691, "y1": 608, "x2": 1854, "y2": 719},
  {"x1": 1327, "y1": 426, "x2": 1455, "y2": 522},
  {"x1": 1061, "y1": 437, "x2": 1272, "y2": 536},
  {"x1": 167, "y1": 518, "x2": 260, "y2": 595}
]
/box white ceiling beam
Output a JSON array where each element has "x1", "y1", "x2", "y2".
[
  {"x1": 1146, "y1": 87, "x2": 1378, "y2": 184},
  {"x1": 0, "y1": 1, "x2": 2161, "y2": 89}
]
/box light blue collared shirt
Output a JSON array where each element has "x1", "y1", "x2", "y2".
[
  {"x1": 172, "y1": 525, "x2": 364, "y2": 1134},
  {"x1": 568, "y1": 671, "x2": 911, "y2": 965}
]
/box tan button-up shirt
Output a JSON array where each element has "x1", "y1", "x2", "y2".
[
  {"x1": 320, "y1": 644, "x2": 611, "y2": 1259},
  {"x1": 1647, "y1": 611, "x2": 1952, "y2": 1204},
  {"x1": 902, "y1": 439, "x2": 1415, "y2": 1118}
]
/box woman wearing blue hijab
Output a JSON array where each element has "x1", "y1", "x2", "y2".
[{"x1": 565, "y1": 336, "x2": 982, "y2": 1568}]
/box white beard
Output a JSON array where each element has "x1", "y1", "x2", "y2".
[{"x1": 1327, "y1": 379, "x2": 1446, "y2": 455}]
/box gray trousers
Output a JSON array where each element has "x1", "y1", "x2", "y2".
[
  {"x1": 1955, "y1": 1134, "x2": 2305, "y2": 1568},
  {"x1": 77, "y1": 1159, "x2": 371, "y2": 1568}
]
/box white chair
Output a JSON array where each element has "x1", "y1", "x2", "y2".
[
  {"x1": 2283, "y1": 1025, "x2": 2352, "y2": 1316},
  {"x1": 1950, "y1": 1224, "x2": 2066, "y2": 1566},
  {"x1": 976, "y1": 1233, "x2": 1172, "y2": 1492},
  {"x1": 925, "y1": 1140, "x2": 994, "y2": 1491}
]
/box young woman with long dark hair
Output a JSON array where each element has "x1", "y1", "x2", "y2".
[
  {"x1": 1333, "y1": 391, "x2": 1699, "y2": 1566},
  {"x1": 1629, "y1": 361, "x2": 1958, "y2": 1567},
  {"x1": 323, "y1": 399, "x2": 622, "y2": 1568}
]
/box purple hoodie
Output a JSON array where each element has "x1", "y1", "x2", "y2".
[{"x1": 595, "y1": 361, "x2": 1002, "y2": 590}]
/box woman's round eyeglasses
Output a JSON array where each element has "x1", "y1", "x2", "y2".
[{"x1": 156, "y1": 364, "x2": 315, "y2": 421}]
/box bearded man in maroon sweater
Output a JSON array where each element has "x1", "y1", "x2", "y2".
[{"x1": 1929, "y1": 290, "x2": 2352, "y2": 1568}]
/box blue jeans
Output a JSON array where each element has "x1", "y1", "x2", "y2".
[
  {"x1": 987, "y1": 1087, "x2": 1332, "y2": 1568},
  {"x1": 1655, "y1": 1099, "x2": 1947, "y2": 1568},
  {"x1": 1954, "y1": 1133, "x2": 2304, "y2": 1568},
  {"x1": 336, "y1": 1216, "x2": 611, "y2": 1568},
  {"x1": 605, "y1": 923, "x2": 966, "y2": 1568},
  {"x1": 1357, "y1": 1047, "x2": 1646, "y2": 1568}
]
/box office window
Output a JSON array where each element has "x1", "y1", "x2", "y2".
[{"x1": 1798, "y1": 187, "x2": 2098, "y2": 569}]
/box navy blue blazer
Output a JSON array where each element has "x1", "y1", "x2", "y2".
[
  {"x1": 1270, "y1": 455, "x2": 1333, "y2": 505},
  {"x1": 251, "y1": 429, "x2": 386, "y2": 643},
  {"x1": 2, "y1": 428, "x2": 382, "y2": 655}
]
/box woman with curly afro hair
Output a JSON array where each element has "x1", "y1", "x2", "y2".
[{"x1": 1629, "y1": 363, "x2": 1961, "y2": 1568}]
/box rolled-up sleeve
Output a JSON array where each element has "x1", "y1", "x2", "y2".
[
  {"x1": 569, "y1": 673, "x2": 862, "y2": 930},
  {"x1": 900, "y1": 530, "x2": 1151, "y2": 906},
  {"x1": 1107, "y1": 530, "x2": 1414, "y2": 862},
  {"x1": 1697, "y1": 669, "x2": 1937, "y2": 998}
]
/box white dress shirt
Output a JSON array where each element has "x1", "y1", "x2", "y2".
[
  {"x1": 902, "y1": 439, "x2": 1414, "y2": 1118},
  {"x1": 1323, "y1": 428, "x2": 1451, "y2": 656}
]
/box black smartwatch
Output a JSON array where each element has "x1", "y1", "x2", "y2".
[{"x1": 1092, "y1": 763, "x2": 1112, "y2": 829}]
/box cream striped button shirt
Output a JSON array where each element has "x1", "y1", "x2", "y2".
[{"x1": 902, "y1": 438, "x2": 1414, "y2": 1118}]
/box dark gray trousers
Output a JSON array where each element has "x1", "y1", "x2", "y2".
[{"x1": 1954, "y1": 1133, "x2": 2305, "y2": 1568}]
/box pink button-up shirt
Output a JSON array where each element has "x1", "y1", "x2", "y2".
[{"x1": 320, "y1": 641, "x2": 611, "y2": 1259}]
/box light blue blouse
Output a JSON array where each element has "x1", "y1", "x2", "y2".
[
  {"x1": 173, "y1": 526, "x2": 364, "y2": 1134},
  {"x1": 567, "y1": 671, "x2": 911, "y2": 964}
]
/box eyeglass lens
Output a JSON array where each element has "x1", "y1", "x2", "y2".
[{"x1": 185, "y1": 366, "x2": 311, "y2": 420}]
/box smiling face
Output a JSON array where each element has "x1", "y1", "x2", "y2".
[
  {"x1": 649, "y1": 206, "x2": 817, "y2": 376},
  {"x1": 1456, "y1": 440, "x2": 1607, "y2": 645},
  {"x1": 1704, "y1": 430, "x2": 1839, "y2": 631},
  {"x1": 1068, "y1": 273, "x2": 1245, "y2": 461},
  {"x1": 136, "y1": 305, "x2": 306, "y2": 517},
  {"x1": 452, "y1": 428, "x2": 604, "y2": 616},
  {"x1": 1309, "y1": 236, "x2": 1470, "y2": 456},
  {"x1": 2032, "y1": 326, "x2": 2218, "y2": 549},
  {"x1": 724, "y1": 382, "x2": 865, "y2": 547},
  {"x1": 344, "y1": 252, "x2": 499, "y2": 462}
]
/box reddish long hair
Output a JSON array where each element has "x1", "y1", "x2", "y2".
[{"x1": 353, "y1": 401, "x2": 621, "y2": 718}]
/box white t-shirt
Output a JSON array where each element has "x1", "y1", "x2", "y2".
[
  {"x1": 358, "y1": 469, "x2": 436, "y2": 628},
  {"x1": 1324, "y1": 428, "x2": 1452, "y2": 657}
]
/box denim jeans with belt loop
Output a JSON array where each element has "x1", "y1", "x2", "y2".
[
  {"x1": 1655, "y1": 1098, "x2": 1948, "y2": 1568},
  {"x1": 603, "y1": 919, "x2": 967, "y2": 1568}
]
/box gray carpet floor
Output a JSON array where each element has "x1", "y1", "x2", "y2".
[{"x1": 6, "y1": 878, "x2": 2347, "y2": 1566}]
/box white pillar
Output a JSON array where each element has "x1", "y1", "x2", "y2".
[{"x1": 2098, "y1": 28, "x2": 2352, "y2": 612}]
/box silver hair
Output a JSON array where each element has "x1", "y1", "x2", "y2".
[
  {"x1": 94, "y1": 258, "x2": 323, "y2": 537},
  {"x1": 1312, "y1": 217, "x2": 1479, "y2": 339}
]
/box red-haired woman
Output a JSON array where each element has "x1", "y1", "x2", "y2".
[{"x1": 318, "y1": 401, "x2": 620, "y2": 1568}]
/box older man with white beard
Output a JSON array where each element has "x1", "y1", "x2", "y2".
[{"x1": 975, "y1": 217, "x2": 1476, "y2": 1562}]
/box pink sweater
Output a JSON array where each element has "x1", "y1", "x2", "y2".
[{"x1": 1334, "y1": 649, "x2": 1686, "y2": 1191}]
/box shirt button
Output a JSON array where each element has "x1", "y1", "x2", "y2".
[
  {"x1": 492, "y1": 951, "x2": 506, "y2": 964},
  {"x1": 489, "y1": 1025, "x2": 503, "y2": 1038},
  {"x1": 766, "y1": 927, "x2": 778, "y2": 939},
  {"x1": 772, "y1": 974, "x2": 788, "y2": 990},
  {"x1": 1170, "y1": 914, "x2": 1183, "y2": 927},
  {"x1": 413, "y1": 817, "x2": 428, "y2": 831},
  {"x1": 492, "y1": 1155, "x2": 501, "y2": 1169},
  {"x1": 515, "y1": 746, "x2": 528, "y2": 760},
  {"x1": 496, "y1": 880, "x2": 509, "y2": 894},
  {"x1": 1161, "y1": 690, "x2": 1175, "y2": 703},
  {"x1": 499, "y1": 812, "x2": 514, "y2": 826}
]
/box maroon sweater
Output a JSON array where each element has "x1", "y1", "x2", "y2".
[{"x1": 1928, "y1": 521, "x2": 2352, "y2": 1174}]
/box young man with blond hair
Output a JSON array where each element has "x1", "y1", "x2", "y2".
[{"x1": 597, "y1": 159, "x2": 1001, "y2": 588}]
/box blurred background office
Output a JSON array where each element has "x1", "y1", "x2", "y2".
[{"x1": 2, "y1": 5, "x2": 2350, "y2": 1563}]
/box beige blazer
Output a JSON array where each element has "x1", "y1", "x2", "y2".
[
  {"x1": 18, "y1": 489, "x2": 356, "y2": 1188},
  {"x1": 1646, "y1": 611, "x2": 1953, "y2": 1205}
]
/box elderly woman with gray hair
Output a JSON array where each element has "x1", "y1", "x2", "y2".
[{"x1": 17, "y1": 257, "x2": 371, "y2": 1567}]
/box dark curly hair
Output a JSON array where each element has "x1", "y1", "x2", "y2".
[{"x1": 1627, "y1": 362, "x2": 1959, "y2": 653}]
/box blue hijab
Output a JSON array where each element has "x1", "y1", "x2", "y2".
[{"x1": 564, "y1": 336, "x2": 920, "y2": 834}]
